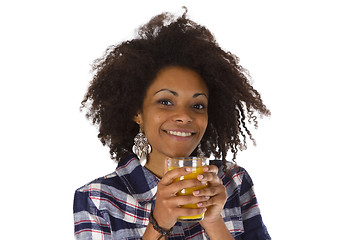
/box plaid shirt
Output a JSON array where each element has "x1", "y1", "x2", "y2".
[{"x1": 73, "y1": 154, "x2": 271, "y2": 239}]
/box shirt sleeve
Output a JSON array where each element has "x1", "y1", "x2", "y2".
[
  {"x1": 239, "y1": 169, "x2": 271, "y2": 240},
  {"x1": 73, "y1": 189, "x2": 112, "y2": 240}
]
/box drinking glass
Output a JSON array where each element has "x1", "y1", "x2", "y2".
[{"x1": 167, "y1": 157, "x2": 209, "y2": 221}]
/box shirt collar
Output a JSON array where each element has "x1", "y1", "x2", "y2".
[{"x1": 115, "y1": 154, "x2": 159, "y2": 206}]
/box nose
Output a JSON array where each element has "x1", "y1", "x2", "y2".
[{"x1": 173, "y1": 108, "x2": 193, "y2": 124}]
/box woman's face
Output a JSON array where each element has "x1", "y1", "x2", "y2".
[{"x1": 134, "y1": 66, "x2": 208, "y2": 160}]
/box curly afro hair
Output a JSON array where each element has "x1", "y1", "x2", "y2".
[{"x1": 81, "y1": 9, "x2": 271, "y2": 166}]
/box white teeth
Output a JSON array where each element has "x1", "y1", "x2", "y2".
[{"x1": 168, "y1": 131, "x2": 192, "y2": 137}]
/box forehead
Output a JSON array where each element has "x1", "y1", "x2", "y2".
[{"x1": 147, "y1": 66, "x2": 208, "y2": 94}]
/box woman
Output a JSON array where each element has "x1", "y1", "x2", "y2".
[{"x1": 74, "y1": 9, "x2": 271, "y2": 240}]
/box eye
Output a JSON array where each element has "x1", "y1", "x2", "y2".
[
  {"x1": 193, "y1": 103, "x2": 206, "y2": 110},
  {"x1": 158, "y1": 99, "x2": 173, "y2": 106}
]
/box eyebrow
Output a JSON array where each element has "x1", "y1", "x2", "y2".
[{"x1": 154, "y1": 89, "x2": 208, "y2": 99}]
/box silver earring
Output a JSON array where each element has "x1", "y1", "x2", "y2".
[
  {"x1": 132, "y1": 127, "x2": 151, "y2": 166},
  {"x1": 197, "y1": 143, "x2": 205, "y2": 157}
]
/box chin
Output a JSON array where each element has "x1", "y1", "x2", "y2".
[
  {"x1": 167, "y1": 150, "x2": 195, "y2": 158},
  {"x1": 160, "y1": 144, "x2": 198, "y2": 158}
]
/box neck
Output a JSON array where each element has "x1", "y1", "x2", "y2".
[{"x1": 144, "y1": 153, "x2": 167, "y2": 178}]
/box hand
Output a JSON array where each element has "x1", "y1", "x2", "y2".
[
  {"x1": 194, "y1": 165, "x2": 227, "y2": 224},
  {"x1": 153, "y1": 166, "x2": 209, "y2": 230}
]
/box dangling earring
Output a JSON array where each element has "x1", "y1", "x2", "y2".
[
  {"x1": 132, "y1": 127, "x2": 152, "y2": 166},
  {"x1": 197, "y1": 143, "x2": 205, "y2": 158}
]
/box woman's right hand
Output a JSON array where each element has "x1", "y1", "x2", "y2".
[{"x1": 152, "y1": 166, "x2": 209, "y2": 230}]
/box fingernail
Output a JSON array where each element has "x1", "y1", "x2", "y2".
[
  {"x1": 203, "y1": 167, "x2": 209, "y2": 172},
  {"x1": 197, "y1": 175, "x2": 204, "y2": 181},
  {"x1": 193, "y1": 190, "x2": 199, "y2": 195},
  {"x1": 197, "y1": 202, "x2": 203, "y2": 207},
  {"x1": 202, "y1": 208, "x2": 207, "y2": 212},
  {"x1": 201, "y1": 180, "x2": 207, "y2": 185},
  {"x1": 185, "y1": 167, "x2": 191, "y2": 172},
  {"x1": 204, "y1": 196, "x2": 210, "y2": 200}
]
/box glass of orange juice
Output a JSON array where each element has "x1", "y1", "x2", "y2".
[{"x1": 167, "y1": 157, "x2": 209, "y2": 222}]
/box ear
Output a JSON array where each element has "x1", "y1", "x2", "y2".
[{"x1": 133, "y1": 111, "x2": 143, "y2": 125}]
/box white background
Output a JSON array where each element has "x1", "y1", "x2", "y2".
[{"x1": 1, "y1": 0, "x2": 359, "y2": 239}]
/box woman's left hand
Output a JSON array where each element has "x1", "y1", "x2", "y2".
[{"x1": 194, "y1": 165, "x2": 227, "y2": 224}]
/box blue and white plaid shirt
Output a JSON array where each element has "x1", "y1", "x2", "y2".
[{"x1": 73, "y1": 154, "x2": 271, "y2": 239}]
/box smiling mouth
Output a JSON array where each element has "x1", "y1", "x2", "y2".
[{"x1": 164, "y1": 130, "x2": 194, "y2": 137}]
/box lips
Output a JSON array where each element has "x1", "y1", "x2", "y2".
[
  {"x1": 163, "y1": 129, "x2": 195, "y2": 137},
  {"x1": 168, "y1": 130, "x2": 192, "y2": 137}
]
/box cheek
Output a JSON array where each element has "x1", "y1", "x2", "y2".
[
  {"x1": 150, "y1": 115, "x2": 163, "y2": 130},
  {"x1": 201, "y1": 114, "x2": 209, "y2": 128},
  {"x1": 143, "y1": 111, "x2": 163, "y2": 134},
  {"x1": 197, "y1": 115, "x2": 208, "y2": 134}
]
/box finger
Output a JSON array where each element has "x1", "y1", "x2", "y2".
[
  {"x1": 158, "y1": 178, "x2": 207, "y2": 198},
  {"x1": 196, "y1": 165, "x2": 219, "y2": 184},
  {"x1": 176, "y1": 206, "x2": 207, "y2": 217},
  {"x1": 170, "y1": 179, "x2": 207, "y2": 195},
  {"x1": 160, "y1": 167, "x2": 192, "y2": 185},
  {"x1": 196, "y1": 194, "x2": 224, "y2": 208},
  {"x1": 197, "y1": 172, "x2": 221, "y2": 185},
  {"x1": 193, "y1": 184, "x2": 226, "y2": 197},
  {"x1": 166, "y1": 195, "x2": 211, "y2": 207},
  {"x1": 202, "y1": 165, "x2": 218, "y2": 174},
  {"x1": 196, "y1": 172, "x2": 216, "y2": 182}
]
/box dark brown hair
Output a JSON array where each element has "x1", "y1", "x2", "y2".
[{"x1": 81, "y1": 9, "x2": 271, "y2": 166}]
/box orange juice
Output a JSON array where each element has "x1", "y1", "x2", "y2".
[{"x1": 169, "y1": 166, "x2": 207, "y2": 221}]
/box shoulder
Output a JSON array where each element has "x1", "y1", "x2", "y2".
[
  {"x1": 75, "y1": 155, "x2": 140, "y2": 198},
  {"x1": 73, "y1": 171, "x2": 122, "y2": 208},
  {"x1": 73, "y1": 168, "x2": 133, "y2": 212},
  {"x1": 73, "y1": 172, "x2": 119, "y2": 232},
  {"x1": 76, "y1": 171, "x2": 120, "y2": 192}
]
